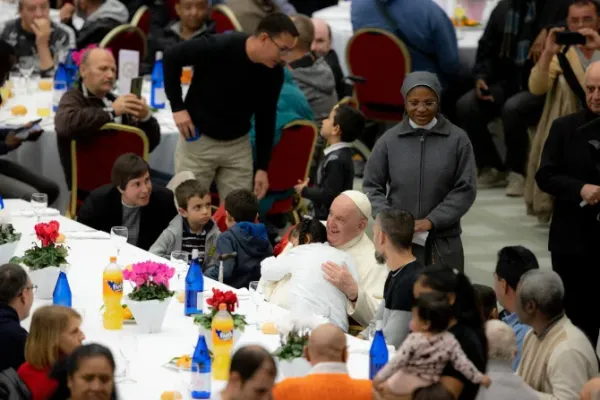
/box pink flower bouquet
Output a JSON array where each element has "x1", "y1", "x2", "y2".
[{"x1": 124, "y1": 261, "x2": 175, "y2": 301}]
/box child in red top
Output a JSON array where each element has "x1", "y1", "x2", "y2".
[{"x1": 18, "y1": 306, "x2": 85, "y2": 400}]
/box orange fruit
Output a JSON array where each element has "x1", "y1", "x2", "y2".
[
  {"x1": 38, "y1": 80, "x2": 52, "y2": 91},
  {"x1": 176, "y1": 291, "x2": 185, "y2": 303},
  {"x1": 11, "y1": 105, "x2": 27, "y2": 116},
  {"x1": 55, "y1": 233, "x2": 66, "y2": 244},
  {"x1": 122, "y1": 305, "x2": 133, "y2": 320},
  {"x1": 175, "y1": 355, "x2": 191, "y2": 369},
  {"x1": 261, "y1": 322, "x2": 278, "y2": 335},
  {"x1": 160, "y1": 391, "x2": 183, "y2": 400}
]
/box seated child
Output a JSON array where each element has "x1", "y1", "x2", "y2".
[
  {"x1": 473, "y1": 284, "x2": 499, "y2": 321},
  {"x1": 150, "y1": 179, "x2": 220, "y2": 268},
  {"x1": 374, "y1": 292, "x2": 491, "y2": 395},
  {"x1": 260, "y1": 217, "x2": 359, "y2": 332},
  {"x1": 294, "y1": 104, "x2": 365, "y2": 220},
  {"x1": 204, "y1": 189, "x2": 273, "y2": 289}
]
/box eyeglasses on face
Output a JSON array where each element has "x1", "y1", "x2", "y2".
[
  {"x1": 406, "y1": 100, "x2": 438, "y2": 110},
  {"x1": 268, "y1": 35, "x2": 292, "y2": 56},
  {"x1": 21, "y1": 284, "x2": 38, "y2": 295}
]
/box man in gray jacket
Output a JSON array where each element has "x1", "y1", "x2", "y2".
[{"x1": 363, "y1": 71, "x2": 476, "y2": 271}]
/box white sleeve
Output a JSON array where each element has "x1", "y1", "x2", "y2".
[{"x1": 260, "y1": 253, "x2": 295, "y2": 282}]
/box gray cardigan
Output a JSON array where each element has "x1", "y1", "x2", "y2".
[{"x1": 149, "y1": 214, "x2": 220, "y2": 268}]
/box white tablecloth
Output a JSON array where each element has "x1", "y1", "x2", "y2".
[
  {"x1": 0, "y1": 81, "x2": 181, "y2": 212},
  {"x1": 5, "y1": 199, "x2": 373, "y2": 398},
  {"x1": 312, "y1": 2, "x2": 490, "y2": 76}
]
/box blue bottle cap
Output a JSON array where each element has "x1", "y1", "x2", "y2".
[{"x1": 0, "y1": 195, "x2": 4, "y2": 210}]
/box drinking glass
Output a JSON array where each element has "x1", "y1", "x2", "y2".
[
  {"x1": 117, "y1": 333, "x2": 138, "y2": 383},
  {"x1": 171, "y1": 251, "x2": 189, "y2": 291},
  {"x1": 18, "y1": 57, "x2": 34, "y2": 93},
  {"x1": 110, "y1": 226, "x2": 128, "y2": 256},
  {"x1": 248, "y1": 281, "x2": 262, "y2": 326},
  {"x1": 30, "y1": 193, "x2": 48, "y2": 222}
]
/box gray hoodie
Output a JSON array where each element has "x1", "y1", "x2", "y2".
[
  {"x1": 149, "y1": 214, "x2": 220, "y2": 268},
  {"x1": 291, "y1": 56, "x2": 338, "y2": 124},
  {"x1": 87, "y1": 0, "x2": 129, "y2": 24}
]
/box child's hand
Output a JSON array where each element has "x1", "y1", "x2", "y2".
[
  {"x1": 481, "y1": 375, "x2": 492, "y2": 388},
  {"x1": 294, "y1": 178, "x2": 309, "y2": 195}
]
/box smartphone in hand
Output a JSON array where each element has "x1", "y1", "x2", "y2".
[
  {"x1": 555, "y1": 31, "x2": 586, "y2": 46},
  {"x1": 14, "y1": 119, "x2": 42, "y2": 140},
  {"x1": 130, "y1": 77, "x2": 143, "y2": 99}
]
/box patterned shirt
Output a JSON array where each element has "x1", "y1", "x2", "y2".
[
  {"x1": 181, "y1": 219, "x2": 215, "y2": 265},
  {"x1": 376, "y1": 331, "x2": 485, "y2": 385}
]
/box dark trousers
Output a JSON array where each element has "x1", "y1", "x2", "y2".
[
  {"x1": 551, "y1": 251, "x2": 599, "y2": 349},
  {"x1": 456, "y1": 89, "x2": 545, "y2": 175},
  {"x1": 0, "y1": 159, "x2": 60, "y2": 205}
]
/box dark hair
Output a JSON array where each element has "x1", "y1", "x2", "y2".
[
  {"x1": 297, "y1": 217, "x2": 327, "y2": 245},
  {"x1": 175, "y1": 179, "x2": 210, "y2": 210},
  {"x1": 412, "y1": 383, "x2": 454, "y2": 400},
  {"x1": 414, "y1": 292, "x2": 453, "y2": 333},
  {"x1": 110, "y1": 153, "x2": 149, "y2": 190},
  {"x1": 291, "y1": 14, "x2": 314, "y2": 51},
  {"x1": 570, "y1": 0, "x2": 600, "y2": 15},
  {"x1": 417, "y1": 264, "x2": 488, "y2": 361},
  {"x1": 473, "y1": 284, "x2": 497, "y2": 320},
  {"x1": 255, "y1": 12, "x2": 300, "y2": 37},
  {"x1": 334, "y1": 104, "x2": 365, "y2": 143},
  {"x1": 377, "y1": 208, "x2": 414, "y2": 250},
  {"x1": 50, "y1": 344, "x2": 117, "y2": 400},
  {"x1": 0, "y1": 263, "x2": 28, "y2": 304},
  {"x1": 0, "y1": 40, "x2": 16, "y2": 88},
  {"x1": 230, "y1": 345, "x2": 277, "y2": 383},
  {"x1": 224, "y1": 189, "x2": 258, "y2": 223},
  {"x1": 495, "y1": 246, "x2": 539, "y2": 291}
]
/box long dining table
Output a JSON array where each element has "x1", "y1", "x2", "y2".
[{"x1": 5, "y1": 199, "x2": 376, "y2": 398}]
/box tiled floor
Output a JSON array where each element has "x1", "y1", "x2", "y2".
[{"x1": 354, "y1": 179, "x2": 551, "y2": 289}]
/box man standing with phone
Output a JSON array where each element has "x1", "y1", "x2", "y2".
[{"x1": 163, "y1": 13, "x2": 299, "y2": 202}]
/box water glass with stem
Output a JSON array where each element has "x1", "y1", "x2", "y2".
[
  {"x1": 18, "y1": 57, "x2": 35, "y2": 93},
  {"x1": 117, "y1": 333, "x2": 138, "y2": 383},
  {"x1": 170, "y1": 250, "x2": 189, "y2": 291},
  {"x1": 30, "y1": 193, "x2": 48, "y2": 222},
  {"x1": 110, "y1": 226, "x2": 128, "y2": 256}
]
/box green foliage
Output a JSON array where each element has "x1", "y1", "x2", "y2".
[
  {"x1": 193, "y1": 308, "x2": 247, "y2": 332},
  {"x1": 11, "y1": 243, "x2": 68, "y2": 270},
  {"x1": 274, "y1": 331, "x2": 310, "y2": 361},
  {"x1": 0, "y1": 225, "x2": 21, "y2": 245},
  {"x1": 127, "y1": 282, "x2": 174, "y2": 302}
]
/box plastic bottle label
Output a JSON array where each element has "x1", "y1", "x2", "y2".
[
  {"x1": 153, "y1": 87, "x2": 165, "y2": 105},
  {"x1": 103, "y1": 279, "x2": 123, "y2": 295},
  {"x1": 196, "y1": 292, "x2": 203, "y2": 312},
  {"x1": 215, "y1": 329, "x2": 233, "y2": 341}
]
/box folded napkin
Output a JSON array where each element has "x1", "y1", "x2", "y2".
[
  {"x1": 236, "y1": 287, "x2": 251, "y2": 300},
  {"x1": 66, "y1": 231, "x2": 110, "y2": 240},
  {"x1": 10, "y1": 208, "x2": 60, "y2": 217}
]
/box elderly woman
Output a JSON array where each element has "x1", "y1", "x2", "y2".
[{"x1": 363, "y1": 71, "x2": 477, "y2": 271}]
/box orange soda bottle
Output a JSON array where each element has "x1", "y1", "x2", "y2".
[
  {"x1": 103, "y1": 256, "x2": 123, "y2": 330},
  {"x1": 211, "y1": 303, "x2": 234, "y2": 380}
]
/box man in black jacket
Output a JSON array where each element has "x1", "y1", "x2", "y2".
[
  {"x1": 536, "y1": 60, "x2": 600, "y2": 347},
  {"x1": 78, "y1": 154, "x2": 178, "y2": 251},
  {"x1": 0, "y1": 263, "x2": 33, "y2": 372},
  {"x1": 456, "y1": 0, "x2": 570, "y2": 197}
]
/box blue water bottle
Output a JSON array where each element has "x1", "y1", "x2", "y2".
[
  {"x1": 64, "y1": 49, "x2": 77, "y2": 89},
  {"x1": 369, "y1": 320, "x2": 389, "y2": 380},
  {"x1": 53, "y1": 64, "x2": 68, "y2": 112},
  {"x1": 185, "y1": 249, "x2": 204, "y2": 316},
  {"x1": 150, "y1": 51, "x2": 165, "y2": 109},
  {"x1": 191, "y1": 334, "x2": 211, "y2": 399},
  {"x1": 53, "y1": 266, "x2": 72, "y2": 307}
]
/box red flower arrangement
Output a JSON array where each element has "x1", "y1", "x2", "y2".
[
  {"x1": 194, "y1": 288, "x2": 246, "y2": 331},
  {"x1": 12, "y1": 220, "x2": 68, "y2": 270}
]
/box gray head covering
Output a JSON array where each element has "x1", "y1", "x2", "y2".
[{"x1": 401, "y1": 71, "x2": 443, "y2": 101}]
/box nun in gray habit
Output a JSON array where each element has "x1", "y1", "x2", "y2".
[{"x1": 363, "y1": 71, "x2": 477, "y2": 271}]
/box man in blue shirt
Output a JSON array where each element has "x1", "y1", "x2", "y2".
[
  {"x1": 351, "y1": 0, "x2": 460, "y2": 88},
  {"x1": 493, "y1": 246, "x2": 540, "y2": 371}
]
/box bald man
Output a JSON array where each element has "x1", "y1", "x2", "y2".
[
  {"x1": 323, "y1": 191, "x2": 387, "y2": 327},
  {"x1": 536, "y1": 59, "x2": 600, "y2": 347},
  {"x1": 311, "y1": 18, "x2": 346, "y2": 100},
  {"x1": 581, "y1": 378, "x2": 600, "y2": 400},
  {"x1": 55, "y1": 48, "x2": 161, "y2": 186},
  {"x1": 272, "y1": 324, "x2": 372, "y2": 399}
]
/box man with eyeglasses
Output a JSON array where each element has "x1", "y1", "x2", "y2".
[
  {"x1": 0, "y1": 0, "x2": 75, "y2": 77},
  {"x1": 0, "y1": 263, "x2": 34, "y2": 372},
  {"x1": 163, "y1": 12, "x2": 299, "y2": 204}
]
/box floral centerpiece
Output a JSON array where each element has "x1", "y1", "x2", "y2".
[
  {"x1": 0, "y1": 224, "x2": 21, "y2": 264},
  {"x1": 274, "y1": 315, "x2": 325, "y2": 377},
  {"x1": 11, "y1": 221, "x2": 67, "y2": 299},
  {"x1": 194, "y1": 288, "x2": 247, "y2": 350},
  {"x1": 123, "y1": 261, "x2": 175, "y2": 333}
]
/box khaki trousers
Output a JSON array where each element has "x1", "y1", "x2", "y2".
[{"x1": 174, "y1": 134, "x2": 253, "y2": 200}]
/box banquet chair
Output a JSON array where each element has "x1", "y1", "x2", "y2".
[
  {"x1": 346, "y1": 28, "x2": 411, "y2": 123},
  {"x1": 211, "y1": 4, "x2": 243, "y2": 33},
  {"x1": 99, "y1": 24, "x2": 147, "y2": 71},
  {"x1": 131, "y1": 5, "x2": 151, "y2": 37},
  {"x1": 166, "y1": 0, "x2": 177, "y2": 21},
  {"x1": 68, "y1": 123, "x2": 149, "y2": 218},
  {"x1": 265, "y1": 120, "x2": 318, "y2": 222}
]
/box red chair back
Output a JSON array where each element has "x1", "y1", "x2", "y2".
[
  {"x1": 267, "y1": 121, "x2": 318, "y2": 192},
  {"x1": 346, "y1": 28, "x2": 411, "y2": 122},
  {"x1": 70, "y1": 123, "x2": 149, "y2": 217},
  {"x1": 131, "y1": 6, "x2": 151, "y2": 36},
  {"x1": 211, "y1": 5, "x2": 243, "y2": 33},
  {"x1": 100, "y1": 25, "x2": 147, "y2": 73},
  {"x1": 166, "y1": 0, "x2": 177, "y2": 20}
]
